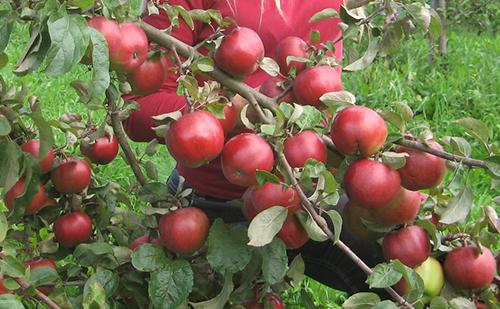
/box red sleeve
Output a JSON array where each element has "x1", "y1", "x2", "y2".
[{"x1": 123, "y1": 0, "x2": 211, "y2": 142}]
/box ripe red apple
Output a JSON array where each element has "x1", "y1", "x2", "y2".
[
  {"x1": 80, "y1": 135, "x2": 119, "y2": 165},
  {"x1": 259, "y1": 76, "x2": 296, "y2": 103},
  {"x1": 127, "y1": 55, "x2": 167, "y2": 95},
  {"x1": 129, "y1": 235, "x2": 161, "y2": 251},
  {"x1": 343, "y1": 159, "x2": 401, "y2": 209},
  {"x1": 397, "y1": 141, "x2": 446, "y2": 191},
  {"x1": 250, "y1": 182, "x2": 300, "y2": 214},
  {"x1": 110, "y1": 23, "x2": 148, "y2": 72},
  {"x1": 373, "y1": 188, "x2": 421, "y2": 226},
  {"x1": 54, "y1": 211, "x2": 93, "y2": 247},
  {"x1": 20, "y1": 139, "x2": 55, "y2": 174},
  {"x1": 278, "y1": 214, "x2": 309, "y2": 249},
  {"x1": 293, "y1": 65, "x2": 342, "y2": 107},
  {"x1": 444, "y1": 246, "x2": 496, "y2": 290},
  {"x1": 4, "y1": 179, "x2": 47, "y2": 215},
  {"x1": 159, "y1": 207, "x2": 209, "y2": 254},
  {"x1": 330, "y1": 106, "x2": 388, "y2": 157},
  {"x1": 343, "y1": 201, "x2": 382, "y2": 240},
  {"x1": 166, "y1": 111, "x2": 225, "y2": 168},
  {"x1": 51, "y1": 158, "x2": 92, "y2": 194},
  {"x1": 382, "y1": 225, "x2": 430, "y2": 268},
  {"x1": 284, "y1": 130, "x2": 327, "y2": 168},
  {"x1": 275, "y1": 36, "x2": 308, "y2": 75},
  {"x1": 217, "y1": 102, "x2": 237, "y2": 135},
  {"x1": 0, "y1": 276, "x2": 13, "y2": 295},
  {"x1": 215, "y1": 27, "x2": 264, "y2": 77},
  {"x1": 23, "y1": 257, "x2": 57, "y2": 294},
  {"x1": 242, "y1": 186, "x2": 258, "y2": 220},
  {"x1": 246, "y1": 293, "x2": 285, "y2": 309},
  {"x1": 221, "y1": 133, "x2": 275, "y2": 187},
  {"x1": 87, "y1": 16, "x2": 121, "y2": 63}
]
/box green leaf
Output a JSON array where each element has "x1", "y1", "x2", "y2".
[
  {"x1": 437, "y1": 185, "x2": 472, "y2": 224},
  {"x1": 248, "y1": 206, "x2": 288, "y2": 247},
  {"x1": 14, "y1": 27, "x2": 51, "y2": 76},
  {"x1": 190, "y1": 273, "x2": 234, "y2": 309},
  {"x1": 259, "y1": 57, "x2": 280, "y2": 77},
  {"x1": 149, "y1": 259, "x2": 193, "y2": 309},
  {"x1": 45, "y1": 13, "x2": 90, "y2": 76},
  {"x1": 310, "y1": 29, "x2": 320, "y2": 43},
  {"x1": 447, "y1": 137, "x2": 472, "y2": 157},
  {"x1": 296, "y1": 211, "x2": 329, "y2": 242},
  {"x1": 296, "y1": 106, "x2": 323, "y2": 130},
  {"x1": 131, "y1": 243, "x2": 169, "y2": 272},
  {"x1": 342, "y1": 292, "x2": 380, "y2": 309},
  {"x1": 83, "y1": 281, "x2": 109, "y2": 309},
  {"x1": 255, "y1": 171, "x2": 280, "y2": 186},
  {"x1": 394, "y1": 101, "x2": 413, "y2": 122},
  {"x1": 0, "y1": 255, "x2": 25, "y2": 278},
  {"x1": 379, "y1": 22, "x2": 404, "y2": 56},
  {"x1": 390, "y1": 260, "x2": 424, "y2": 301},
  {"x1": 0, "y1": 140, "x2": 21, "y2": 192},
  {"x1": 189, "y1": 9, "x2": 210, "y2": 23},
  {"x1": 309, "y1": 8, "x2": 340, "y2": 23},
  {"x1": 449, "y1": 297, "x2": 475, "y2": 309},
  {"x1": 286, "y1": 254, "x2": 305, "y2": 284},
  {"x1": 320, "y1": 91, "x2": 356, "y2": 111},
  {"x1": 0, "y1": 52, "x2": 7, "y2": 70},
  {"x1": 417, "y1": 219, "x2": 441, "y2": 251},
  {"x1": 30, "y1": 112, "x2": 54, "y2": 160},
  {"x1": 381, "y1": 152, "x2": 408, "y2": 170},
  {"x1": 407, "y1": 3, "x2": 431, "y2": 31},
  {"x1": 74, "y1": 242, "x2": 118, "y2": 269},
  {"x1": 0, "y1": 295, "x2": 24, "y2": 309},
  {"x1": 366, "y1": 263, "x2": 402, "y2": 288},
  {"x1": 175, "y1": 5, "x2": 194, "y2": 30},
  {"x1": 484, "y1": 156, "x2": 500, "y2": 178},
  {"x1": 456, "y1": 117, "x2": 491, "y2": 150},
  {"x1": 0, "y1": 212, "x2": 6, "y2": 242},
  {"x1": 380, "y1": 110, "x2": 405, "y2": 132},
  {"x1": 326, "y1": 210, "x2": 343, "y2": 244},
  {"x1": 68, "y1": 0, "x2": 96, "y2": 10},
  {"x1": 258, "y1": 238, "x2": 288, "y2": 285},
  {"x1": 83, "y1": 270, "x2": 119, "y2": 299},
  {"x1": 0, "y1": 12, "x2": 14, "y2": 53},
  {"x1": 28, "y1": 267, "x2": 58, "y2": 287},
  {"x1": 207, "y1": 219, "x2": 252, "y2": 275},
  {"x1": 87, "y1": 28, "x2": 110, "y2": 102},
  {"x1": 0, "y1": 114, "x2": 11, "y2": 136},
  {"x1": 195, "y1": 56, "x2": 214, "y2": 72},
  {"x1": 429, "y1": 296, "x2": 449, "y2": 309},
  {"x1": 9, "y1": 155, "x2": 40, "y2": 221},
  {"x1": 344, "y1": 38, "x2": 379, "y2": 71},
  {"x1": 371, "y1": 300, "x2": 398, "y2": 309}
]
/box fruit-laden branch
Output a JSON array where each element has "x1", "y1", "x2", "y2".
[
  {"x1": 14, "y1": 278, "x2": 62, "y2": 309},
  {"x1": 141, "y1": 23, "x2": 414, "y2": 308},
  {"x1": 106, "y1": 89, "x2": 148, "y2": 187}
]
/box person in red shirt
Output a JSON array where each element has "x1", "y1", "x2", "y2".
[{"x1": 125, "y1": 0, "x2": 385, "y2": 296}]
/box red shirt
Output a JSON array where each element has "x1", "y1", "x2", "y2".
[{"x1": 124, "y1": 0, "x2": 343, "y2": 199}]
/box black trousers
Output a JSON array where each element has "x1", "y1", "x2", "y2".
[{"x1": 167, "y1": 170, "x2": 388, "y2": 297}]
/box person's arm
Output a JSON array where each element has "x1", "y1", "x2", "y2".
[{"x1": 123, "y1": 0, "x2": 210, "y2": 142}]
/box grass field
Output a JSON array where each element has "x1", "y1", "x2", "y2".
[{"x1": 1, "y1": 25, "x2": 499, "y2": 308}]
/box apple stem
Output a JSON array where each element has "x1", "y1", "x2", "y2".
[
  {"x1": 14, "y1": 278, "x2": 62, "y2": 309},
  {"x1": 274, "y1": 83, "x2": 293, "y2": 102}
]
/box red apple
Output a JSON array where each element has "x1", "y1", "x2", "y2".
[
  {"x1": 259, "y1": 76, "x2": 296, "y2": 103},
  {"x1": 51, "y1": 159, "x2": 92, "y2": 194},
  {"x1": 246, "y1": 293, "x2": 285, "y2": 309},
  {"x1": 382, "y1": 225, "x2": 430, "y2": 268},
  {"x1": 20, "y1": 139, "x2": 55, "y2": 174},
  {"x1": 330, "y1": 106, "x2": 388, "y2": 157},
  {"x1": 343, "y1": 159, "x2": 401, "y2": 209},
  {"x1": 293, "y1": 65, "x2": 342, "y2": 107},
  {"x1": 215, "y1": 27, "x2": 264, "y2": 76},
  {"x1": 23, "y1": 257, "x2": 57, "y2": 294},
  {"x1": 284, "y1": 130, "x2": 327, "y2": 168},
  {"x1": 159, "y1": 207, "x2": 209, "y2": 254},
  {"x1": 4, "y1": 179, "x2": 47, "y2": 215},
  {"x1": 87, "y1": 16, "x2": 121, "y2": 63},
  {"x1": 250, "y1": 182, "x2": 300, "y2": 214},
  {"x1": 129, "y1": 235, "x2": 160, "y2": 251},
  {"x1": 217, "y1": 102, "x2": 237, "y2": 135},
  {"x1": 275, "y1": 36, "x2": 308, "y2": 75},
  {"x1": 278, "y1": 214, "x2": 309, "y2": 249},
  {"x1": 127, "y1": 55, "x2": 167, "y2": 95},
  {"x1": 242, "y1": 186, "x2": 258, "y2": 220},
  {"x1": 54, "y1": 211, "x2": 93, "y2": 247},
  {"x1": 166, "y1": 111, "x2": 225, "y2": 168},
  {"x1": 444, "y1": 246, "x2": 496, "y2": 290},
  {"x1": 110, "y1": 23, "x2": 148, "y2": 72},
  {"x1": 80, "y1": 135, "x2": 119, "y2": 165},
  {"x1": 221, "y1": 133, "x2": 275, "y2": 187},
  {"x1": 397, "y1": 141, "x2": 446, "y2": 191},
  {"x1": 373, "y1": 188, "x2": 421, "y2": 226}
]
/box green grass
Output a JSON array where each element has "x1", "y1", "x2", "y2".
[{"x1": 1, "y1": 25, "x2": 499, "y2": 308}]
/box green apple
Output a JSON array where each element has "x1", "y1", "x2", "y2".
[{"x1": 415, "y1": 256, "x2": 445, "y2": 303}]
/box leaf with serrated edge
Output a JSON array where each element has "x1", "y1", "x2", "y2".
[
  {"x1": 248, "y1": 206, "x2": 288, "y2": 247},
  {"x1": 438, "y1": 185, "x2": 472, "y2": 224},
  {"x1": 309, "y1": 8, "x2": 339, "y2": 23},
  {"x1": 342, "y1": 292, "x2": 380, "y2": 309}
]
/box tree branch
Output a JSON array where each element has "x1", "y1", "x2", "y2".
[
  {"x1": 14, "y1": 278, "x2": 62, "y2": 309},
  {"x1": 106, "y1": 89, "x2": 148, "y2": 187}
]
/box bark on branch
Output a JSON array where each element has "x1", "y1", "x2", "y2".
[{"x1": 14, "y1": 278, "x2": 62, "y2": 309}]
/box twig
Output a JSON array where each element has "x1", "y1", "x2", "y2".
[
  {"x1": 14, "y1": 278, "x2": 62, "y2": 309},
  {"x1": 193, "y1": 32, "x2": 219, "y2": 50},
  {"x1": 106, "y1": 89, "x2": 148, "y2": 187},
  {"x1": 274, "y1": 84, "x2": 293, "y2": 102},
  {"x1": 441, "y1": 233, "x2": 470, "y2": 243}
]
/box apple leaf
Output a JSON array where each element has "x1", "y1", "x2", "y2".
[
  {"x1": 0, "y1": 212, "x2": 6, "y2": 242},
  {"x1": 0, "y1": 140, "x2": 21, "y2": 192},
  {"x1": 342, "y1": 292, "x2": 380, "y2": 309},
  {"x1": 326, "y1": 210, "x2": 343, "y2": 244},
  {"x1": 0, "y1": 294, "x2": 27, "y2": 309},
  {"x1": 390, "y1": 260, "x2": 424, "y2": 301},
  {"x1": 131, "y1": 244, "x2": 169, "y2": 272},
  {"x1": 456, "y1": 117, "x2": 491, "y2": 151},
  {"x1": 394, "y1": 101, "x2": 414, "y2": 121},
  {"x1": 320, "y1": 91, "x2": 356, "y2": 112},
  {"x1": 68, "y1": 0, "x2": 96, "y2": 10},
  {"x1": 381, "y1": 151, "x2": 408, "y2": 170},
  {"x1": 429, "y1": 297, "x2": 449, "y2": 309},
  {"x1": 407, "y1": 3, "x2": 431, "y2": 31},
  {"x1": 286, "y1": 254, "x2": 305, "y2": 284},
  {"x1": 258, "y1": 238, "x2": 288, "y2": 284},
  {"x1": 380, "y1": 110, "x2": 405, "y2": 132},
  {"x1": 255, "y1": 170, "x2": 280, "y2": 186},
  {"x1": 74, "y1": 242, "x2": 118, "y2": 269},
  {"x1": 28, "y1": 267, "x2": 58, "y2": 288},
  {"x1": 371, "y1": 300, "x2": 398, "y2": 309},
  {"x1": 0, "y1": 51, "x2": 6, "y2": 68},
  {"x1": 194, "y1": 56, "x2": 214, "y2": 72},
  {"x1": 82, "y1": 281, "x2": 108, "y2": 309},
  {"x1": 247, "y1": 206, "x2": 288, "y2": 247},
  {"x1": 437, "y1": 185, "x2": 472, "y2": 224},
  {"x1": 344, "y1": 38, "x2": 379, "y2": 72},
  {"x1": 148, "y1": 259, "x2": 193, "y2": 309},
  {"x1": 309, "y1": 8, "x2": 339, "y2": 24},
  {"x1": 88, "y1": 28, "x2": 110, "y2": 103},
  {"x1": 0, "y1": 255, "x2": 25, "y2": 278},
  {"x1": 366, "y1": 263, "x2": 402, "y2": 288},
  {"x1": 190, "y1": 273, "x2": 234, "y2": 309},
  {"x1": 449, "y1": 297, "x2": 476, "y2": 309},
  {"x1": 83, "y1": 270, "x2": 119, "y2": 300},
  {"x1": 484, "y1": 155, "x2": 500, "y2": 178},
  {"x1": 259, "y1": 57, "x2": 280, "y2": 77},
  {"x1": 207, "y1": 219, "x2": 252, "y2": 274},
  {"x1": 30, "y1": 112, "x2": 54, "y2": 160},
  {"x1": 295, "y1": 105, "x2": 323, "y2": 130},
  {"x1": 0, "y1": 114, "x2": 10, "y2": 136},
  {"x1": 296, "y1": 211, "x2": 329, "y2": 242},
  {"x1": 447, "y1": 137, "x2": 472, "y2": 157}
]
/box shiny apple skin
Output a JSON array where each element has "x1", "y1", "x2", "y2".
[
  {"x1": 20, "y1": 139, "x2": 55, "y2": 174},
  {"x1": 293, "y1": 65, "x2": 342, "y2": 107},
  {"x1": 444, "y1": 246, "x2": 496, "y2": 290},
  {"x1": 54, "y1": 211, "x2": 93, "y2": 247},
  {"x1": 284, "y1": 130, "x2": 327, "y2": 168}
]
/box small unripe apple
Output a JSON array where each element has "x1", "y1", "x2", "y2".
[
  {"x1": 382, "y1": 225, "x2": 430, "y2": 268},
  {"x1": 415, "y1": 256, "x2": 445, "y2": 303},
  {"x1": 215, "y1": 27, "x2": 264, "y2": 77},
  {"x1": 330, "y1": 106, "x2": 388, "y2": 157},
  {"x1": 444, "y1": 246, "x2": 496, "y2": 290},
  {"x1": 343, "y1": 159, "x2": 401, "y2": 209},
  {"x1": 284, "y1": 130, "x2": 327, "y2": 168}
]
